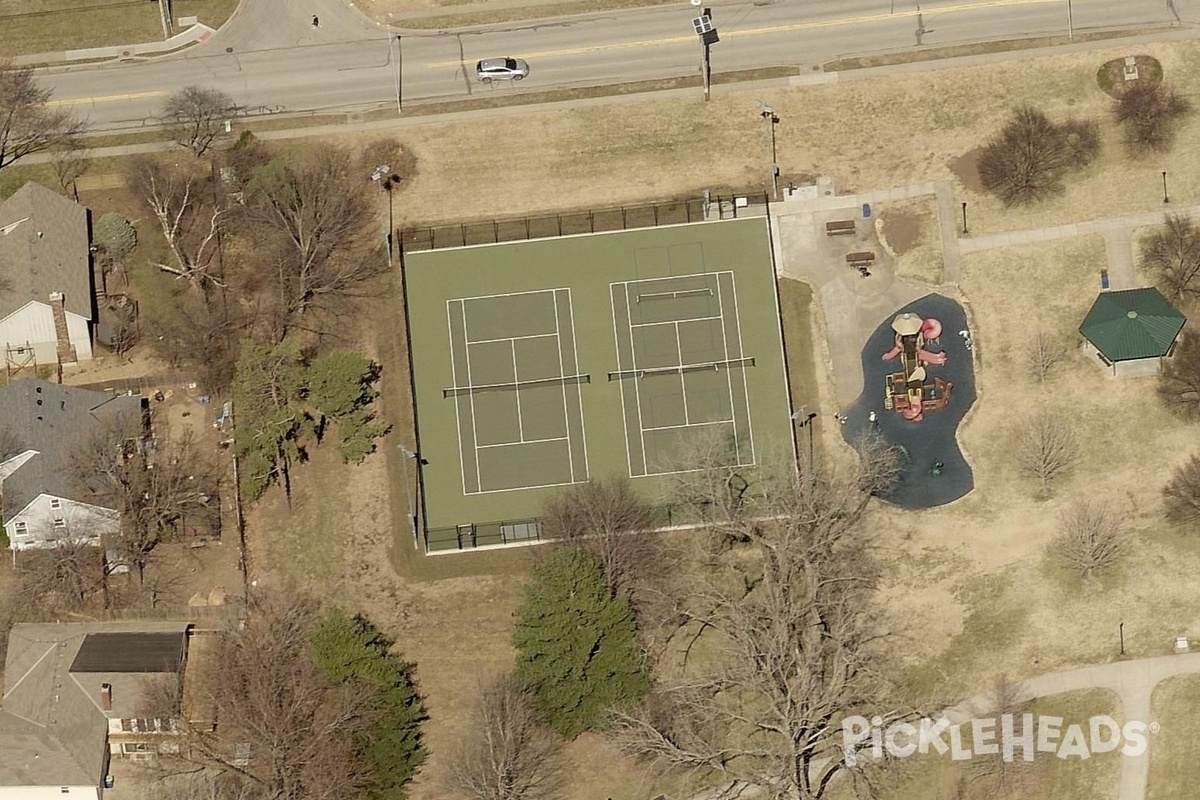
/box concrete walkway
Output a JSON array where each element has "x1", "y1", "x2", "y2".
[
  {"x1": 13, "y1": 24, "x2": 215, "y2": 66},
  {"x1": 940, "y1": 652, "x2": 1200, "y2": 800},
  {"x1": 957, "y1": 204, "x2": 1200, "y2": 255}
]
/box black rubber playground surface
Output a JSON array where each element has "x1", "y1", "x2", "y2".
[{"x1": 842, "y1": 293, "x2": 976, "y2": 509}]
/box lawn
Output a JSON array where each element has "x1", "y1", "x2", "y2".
[
  {"x1": 0, "y1": 0, "x2": 236, "y2": 56},
  {"x1": 1147, "y1": 674, "x2": 1200, "y2": 800}
]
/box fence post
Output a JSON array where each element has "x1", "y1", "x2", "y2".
[
  {"x1": 654, "y1": 204, "x2": 659, "y2": 226},
  {"x1": 557, "y1": 214, "x2": 562, "y2": 237},
  {"x1": 525, "y1": 216, "x2": 530, "y2": 240},
  {"x1": 494, "y1": 220, "x2": 499, "y2": 243},
  {"x1": 622, "y1": 207, "x2": 627, "y2": 229},
  {"x1": 589, "y1": 212, "x2": 594, "y2": 233}
]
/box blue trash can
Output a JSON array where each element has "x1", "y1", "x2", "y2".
[{"x1": 862, "y1": 203, "x2": 872, "y2": 218}]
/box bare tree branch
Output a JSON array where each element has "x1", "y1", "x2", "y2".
[
  {"x1": 163, "y1": 86, "x2": 239, "y2": 157},
  {"x1": 1012, "y1": 409, "x2": 1079, "y2": 496},
  {"x1": 1053, "y1": 498, "x2": 1128, "y2": 580},
  {"x1": 1024, "y1": 329, "x2": 1067, "y2": 384},
  {"x1": 0, "y1": 58, "x2": 87, "y2": 170},
  {"x1": 448, "y1": 674, "x2": 564, "y2": 800}
]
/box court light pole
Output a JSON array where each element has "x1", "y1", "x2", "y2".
[
  {"x1": 755, "y1": 100, "x2": 780, "y2": 200},
  {"x1": 398, "y1": 444, "x2": 420, "y2": 548},
  {"x1": 791, "y1": 407, "x2": 818, "y2": 485}
]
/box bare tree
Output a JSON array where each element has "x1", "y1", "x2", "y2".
[
  {"x1": 0, "y1": 425, "x2": 24, "y2": 461},
  {"x1": 1053, "y1": 498, "x2": 1127, "y2": 579},
  {"x1": 128, "y1": 156, "x2": 227, "y2": 293},
  {"x1": 613, "y1": 455, "x2": 901, "y2": 800},
  {"x1": 1142, "y1": 215, "x2": 1200, "y2": 307},
  {"x1": 14, "y1": 537, "x2": 106, "y2": 609},
  {"x1": 1163, "y1": 453, "x2": 1200, "y2": 527},
  {"x1": 1158, "y1": 329, "x2": 1200, "y2": 420},
  {"x1": 145, "y1": 292, "x2": 241, "y2": 392},
  {"x1": 241, "y1": 145, "x2": 381, "y2": 337},
  {"x1": 68, "y1": 419, "x2": 222, "y2": 584},
  {"x1": 169, "y1": 596, "x2": 378, "y2": 800},
  {"x1": 163, "y1": 86, "x2": 239, "y2": 157},
  {"x1": 1024, "y1": 329, "x2": 1068, "y2": 384},
  {"x1": 962, "y1": 673, "x2": 1035, "y2": 796},
  {"x1": 0, "y1": 58, "x2": 86, "y2": 171},
  {"x1": 539, "y1": 477, "x2": 658, "y2": 601},
  {"x1": 1012, "y1": 410, "x2": 1078, "y2": 495},
  {"x1": 978, "y1": 107, "x2": 1100, "y2": 206},
  {"x1": 50, "y1": 136, "x2": 89, "y2": 197},
  {"x1": 1113, "y1": 82, "x2": 1193, "y2": 155},
  {"x1": 448, "y1": 675, "x2": 563, "y2": 800}
]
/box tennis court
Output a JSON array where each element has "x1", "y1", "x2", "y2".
[
  {"x1": 404, "y1": 219, "x2": 793, "y2": 552},
  {"x1": 446, "y1": 289, "x2": 589, "y2": 494},
  {"x1": 610, "y1": 272, "x2": 754, "y2": 476}
]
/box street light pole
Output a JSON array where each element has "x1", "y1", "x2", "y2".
[
  {"x1": 396, "y1": 34, "x2": 403, "y2": 113},
  {"x1": 961, "y1": 201, "x2": 968, "y2": 235},
  {"x1": 1067, "y1": 0, "x2": 1073, "y2": 40},
  {"x1": 1119, "y1": 619, "x2": 1125, "y2": 656},
  {"x1": 1163, "y1": 171, "x2": 1170, "y2": 204},
  {"x1": 791, "y1": 407, "x2": 818, "y2": 485}
]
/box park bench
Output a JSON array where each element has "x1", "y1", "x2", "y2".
[
  {"x1": 825, "y1": 220, "x2": 855, "y2": 236},
  {"x1": 846, "y1": 251, "x2": 875, "y2": 265}
]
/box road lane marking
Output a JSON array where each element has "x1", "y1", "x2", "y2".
[
  {"x1": 47, "y1": 90, "x2": 166, "y2": 106},
  {"x1": 426, "y1": 0, "x2": 1064, "y2": 67}
]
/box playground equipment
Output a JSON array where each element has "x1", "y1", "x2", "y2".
[{"x1": 880, "y1": 312, "x2": 953, "y2": 422}]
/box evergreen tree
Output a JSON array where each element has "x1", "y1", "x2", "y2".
[
  {"x1": 303, "y1": 350, "x2": 389, "y2": 463},
  {"x1": 231, "y1": 338, "x2": 309, "y2": 502},
  {"x1": 312, "y1": 607, "x2": 427, "y2": 799},
  {"x1": 512, "y1": 548, "x2": 649, "y2": 738}
]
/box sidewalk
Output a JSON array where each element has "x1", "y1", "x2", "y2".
[
  {"x1": 13, "y1": 23, "x2": 216, "y2": 68},
  {"x1": 941, "y1": 652, "x2": 1200, "y2": 800}
]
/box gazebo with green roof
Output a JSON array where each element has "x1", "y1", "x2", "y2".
[{"x1": 1079, "y1": 287, "x2": 1186, "y2": 377}]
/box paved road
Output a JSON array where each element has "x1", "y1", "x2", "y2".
[{"x1": 39, "y1": 0, "x2": 1194, "y2": 131}]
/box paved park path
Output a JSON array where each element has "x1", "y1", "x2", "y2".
[{"x1": 940, "y1": 652, "x2": 1200, "y2": 800}]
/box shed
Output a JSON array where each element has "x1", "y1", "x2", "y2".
[{"x1": 1079, "y1": 287, "x2": 1186, "y2": 377}]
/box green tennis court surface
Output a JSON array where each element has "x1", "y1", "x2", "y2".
[{"x1": 404, "y1": 219, "x2": 793, "y2": 552}]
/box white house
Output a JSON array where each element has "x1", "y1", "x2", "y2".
[
  {"x1": 0, "y1": 622, "x2": 191, "y2": 799},
  {"x1": 0, "y1": 182, "x2": 96, "y2": 367},
  {"x1": 0, "y1": 381, "x2": 145, "y2": 553}
]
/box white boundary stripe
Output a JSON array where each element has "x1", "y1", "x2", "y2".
[
  {"x1": 461, "y1": 300, "x2": 485, "y2": 492},
  {"x1": 565, "y1": 289, "x2": 591, "y2": 483},
  {"x1": 727, "y1": 271, "x2": 756, "y2": 467},
  {"x1": 510, "y1": 340, "x2": 525, "y2": 441},
  {"x1": 610, "y1": 284, "x2": 637, "y2": 479},
  {"x1": 477, "y1": 436, "x2": 569, "y2": 449},
  {"x1": 625, "y1": 283, "x2": 649, "y2": 477},
  {"x1": 630, "y1": 314, "x2": 723, "y2": 329},
  {"x1": 714, "y1": 274, "x2": 740, "y2": 462},
  {"x1": 468, "y1": 332, "x2": 559, "y2": 345},
  {"x1": 674, "y1": 321, "x2": 690, "y2": 425},
  {"x1": 459, "y1": 287, "x2": 559, "y2": 302},
  {"x1": 642, "y1": 419, "x2": 733, "y2": 433},
  {"x1": 446, "y1": 300, "x2": 471, "y2": 496},
  {"x1": 462, "y1": 476, "x2": 586, "y2": 496},
  {"x1": 552, "y1": 290, "x2": 574, "y2": 481}
]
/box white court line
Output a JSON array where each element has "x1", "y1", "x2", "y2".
[
  {"x1": 566, "y1": 289, "x2": 590, "y2": 482},
  {"x1": 476, "y1": 436, "x2": 569, "y2": 449},
  {"x1": 462, "y1": 301, "x2": 486, "y2": 493},
  {"x1": 674, "y1": 321, "x2": 690, "y2": 425},
  {"x1": 609, "y1": 282, "x2": 637, "y2": 480},
  {"x1": 446, "y1": 300, "x2": 471, "y2": 496},
  {"x1": 629, "y1": 314, "x2": 723, "y2": 329},
  {"x1": 625, "y1": 283, "x2": 650, "y2": 478},
  {"x1": 510, "y1": 340, "x2": 525, "y2": 442},
  {"x1": 725, "y1": 272, "x2": 756, "y2": 467},
  {"x1": 642, "y1": 419, "x2": 733, "y2": 433},
  {"x1": 713, "y1": 274, "x2": 740, "y2": 463},
  {"x1": 464, "y1": 476, "x2": 588, "y2": 496},
  {"x1": 552, "y1": 290, "x2": 575, "y2": 482},
  {"x1": 458, "y1": 287, "x2": 559, "y2": 302},
  {"x1": 467, "y1": 332, "x2": 559, "y2": 346}
]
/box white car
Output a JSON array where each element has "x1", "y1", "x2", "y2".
[{"x1": 476, "y1": 57, "x2": 530, "y2": 83}]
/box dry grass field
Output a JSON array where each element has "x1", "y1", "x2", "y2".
[
  {"x1": 1147, "y1": 675, "x2": 1200, "y2": 798},
  {"x1": 333, "y1": 40, "x2": 1200, "y2": 240}
]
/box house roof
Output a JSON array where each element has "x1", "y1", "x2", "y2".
[
  {"x1": 1079, "y1": 287, "x2": 1187, "y2": 362},
  {"x1": 71, "y1": 633, "x2": 186, "y2": 674},
  {"x1": 0, "y1": 621, "x2": 190, "y2": 789},
  {"x1": 0, "y1": 379, "x2": 145, "y2": 522},
  {"x1": 0, "y1": 182, "x2": 93, "y2": 321}
]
